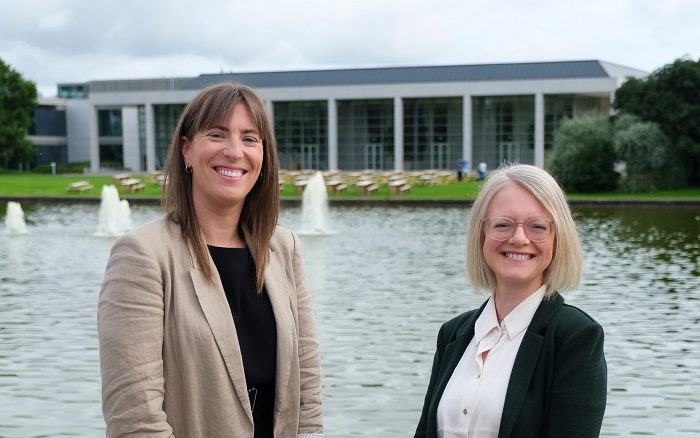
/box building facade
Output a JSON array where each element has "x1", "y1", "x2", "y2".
[{"x1": 32, "y1": 60, "x2": 647, "y2": 173}]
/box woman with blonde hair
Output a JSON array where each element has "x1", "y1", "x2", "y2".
[
  {"x1": 98, "y1": 82, "x2": 323, "y2": 438},
  {"x1": 415, "y1": 163, "x2": 606, "y2": 437}
]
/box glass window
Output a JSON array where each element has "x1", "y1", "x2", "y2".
[
  {"x1": 274, "y1": 101, "x2": 328, "y2": 171},
  {"x1": 472, "y1": 96, "x2": 535, "y2": 169},
  {"x1": 337, "y1": 99, "x2": 394, "y2": 171},
  {"x1": 28, "y1": 107, "x2": 66, "y2": 136},
  {"x1": 100, "y1": 143, "x2": 123, "y2": 168},
  {"x1": 58, "y1": 85, "x2": 87, "y2": 98},
  {"x1": 98, "y1": 109, "x2": 122, "y2": 137},
  {"x1": 154, "y1": 104, "x2": 186, "y2": 169},
  {"x1": 36, "y1": 145, "x2": 68, "y2": 165},
  {"x1": 403, "y1": 97, "x2": 462, "y2": 171}
]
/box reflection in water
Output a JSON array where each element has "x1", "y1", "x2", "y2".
[
  {"x1": 0, "y1": 203, "x2": 699, "y2": 437},
  {"x1": 573, "y1": 207, "x2": 700, "y2": 437}
]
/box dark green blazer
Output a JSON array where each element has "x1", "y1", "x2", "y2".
[{"x1": 414, "y1": 293, "x2": 607, "y2": 438}]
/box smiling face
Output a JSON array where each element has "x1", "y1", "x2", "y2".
[
  {"x1": 483, "y1": 183, "x2": 555, "y2": 297},
  {"x1": 181, "y1": 102, "x2": 263, "y2": 214}
]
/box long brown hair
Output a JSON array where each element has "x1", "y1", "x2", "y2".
[{"x1": 162, "y1": 82, "x2": 280, "y2": 292}]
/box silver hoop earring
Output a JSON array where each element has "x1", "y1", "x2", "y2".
[{"x1": 185, "y1": 164, "x2": 193, "y2": 174}]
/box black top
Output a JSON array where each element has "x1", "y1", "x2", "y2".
[{"x1": 208, "y1": 246, "x2": 277, "y2": 438}]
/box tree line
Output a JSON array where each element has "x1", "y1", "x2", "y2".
[
  {"x1": 0, "y1": 58, "x2": 37, "y2": 169},
  {"x1": 548, "y1": 56, "x2": 700, "y2": 192}
]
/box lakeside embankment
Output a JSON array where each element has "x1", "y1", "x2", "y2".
[
  {"x1": 2, "y1": 173, "x2": 699, "y2": 208},
  {"x1": 2, "y1": 194, "x2": 699, "y2": 208}
]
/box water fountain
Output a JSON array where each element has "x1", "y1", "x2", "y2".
[
  {"x1": 299, "y1": 171, "x2": 334, "y2": 235},
  {"x1": 95, "y1": 185, "x2": 133, "y2": 236},
  {"x1": 4, "y1": 201, "x2": 28, "y2": 235}
]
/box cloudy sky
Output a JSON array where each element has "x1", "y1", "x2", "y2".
[{"x1": 1, "y1": 0, "x2": 698, "y2": 97}]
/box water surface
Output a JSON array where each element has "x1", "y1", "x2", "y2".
[{"x1": 0, "y1": 203, "x2": 698, "y2": 437}]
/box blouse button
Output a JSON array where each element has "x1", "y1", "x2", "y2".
[{"x1": 463, "y1": 409, "x2": 468, "y2": 415}]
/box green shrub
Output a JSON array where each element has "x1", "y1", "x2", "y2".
[
  {"x1": 613, "y1": 113, "x2": 676, "y2": 192},
  {"x1": 547, "y1": 113, "x2": 618, "y2": 193},
  {"x1": 32, "y1": 161, "x2": 90, "y2": 174},
  {"x1": 32, "y1": 163, "x2": 66, "y2": 173},
  {"x1": 67, "y1": 161, "x2": 90, "y2": 173}
]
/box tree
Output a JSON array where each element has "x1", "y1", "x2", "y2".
[
  {"x1": 614, "y1": 56, "x2": 700, "y2": 186},
  {"x1": 0, "y1": 58, "x2": 38, "y2": 169},
  {"x1": 613, "y1": 113, "x2": 675, "y2": 192},
  {"x1": 546, "y1": 113, "x2": 618, "y2": 193}
]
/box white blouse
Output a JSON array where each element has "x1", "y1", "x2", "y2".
[{"x1": 436, "y1": 285, "x2": 546, "y2": 438}]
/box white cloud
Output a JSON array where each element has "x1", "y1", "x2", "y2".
[{"x1": 0, "y1": 0, "x2": 698, "y2": 97}]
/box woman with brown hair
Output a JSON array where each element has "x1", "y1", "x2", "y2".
[{"x1": 98, "y1": 82, "x2": 323, "y2": 438}]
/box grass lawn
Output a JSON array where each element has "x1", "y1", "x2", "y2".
[
  {"x1": 0, "y1": 173, "x2": 163, "y2": 197},
  {"x1": 1, "y1": 171, "x2": 699, "y2": 200}
]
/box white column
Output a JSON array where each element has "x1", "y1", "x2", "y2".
[
  {"x1": 89, "y1": 106, "x2": 99, "y2": 173},
  {"x1": 463, "y1": 95, "x2": 472, "y2": 171},
  {"x1": 327, "y1": 99, "x2": 338, "y2": 170},
  {"x1": 145, "y1": 103, "x2": 156, "y2": 171},
  {"x1": 393, "y1": 96, "x2": 403, "y2": 171},
  {"x1": 534, "y1": 93, "x2": 545, "y2": 168},
  {"x1": 266, "y1": 99, "x2": 274, "y2": 121}
]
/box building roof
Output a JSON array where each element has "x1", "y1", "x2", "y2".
[{"x1": 183, "y1": 60, "x2": 648, "y2": 90}]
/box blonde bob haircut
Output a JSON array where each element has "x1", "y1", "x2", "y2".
[
  {"x1": 465, "y1": 163, "x2": 582, "y2": 298},
  {"x1": 162, "y1": 82, "x2": 279, "y2": 292}
]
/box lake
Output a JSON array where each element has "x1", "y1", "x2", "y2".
[{"x1": 1, "y1": 202, "x2": 699, "y2": 437}]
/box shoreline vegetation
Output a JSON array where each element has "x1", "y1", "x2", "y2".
[{"x1": 1, "y1": 172, "x2": 699, "y2": 206}]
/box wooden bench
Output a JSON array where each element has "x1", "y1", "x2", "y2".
[
  {"x1": 66, "y1": 181, "x2": 94, "y2": 193},
  {"x1": 326, "y1": 179, "x2": 347, "y2": 194},
  {"x1": 399, "y1": 184, "x2": 411, "y2": 194},
  {"x1": 355, "y1": 179, "x2": 379, "y2": 195},
  {"x1": 388, "y1": 179, "x2": 408, "y2": 195},
  {"x1": 148, "y1": 171, "x2": 165, "y2": 185},
  {"x1": 112, "y1": 173, "x2": 132, "y2": 185},
  {"x1": 418, "y1": 174, "x2": 439, "y2": 186},
  {"x1": 294, "y1": 180, "x2": 308, "y2": 194},
  {"x1": 121, "y1": 178, "x2": 145, "y2": 193}
]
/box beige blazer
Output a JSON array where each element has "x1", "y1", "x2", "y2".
[{"x1": 98, "y1": 216, "x2": 323, "y2": 437}]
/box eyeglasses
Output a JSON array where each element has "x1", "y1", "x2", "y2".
[{"x1": 482, "y1": 217, "x2": 554, "y2": 242}]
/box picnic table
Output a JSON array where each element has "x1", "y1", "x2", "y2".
[
  {"x1": 294, "y1": 179, "x2": 308, "y2": 194},
  {"x1": 112, "y1": 173, "x2": 132, "y2": 185},
  {"x1": 120, "y1": 178, "x2": 146, "y2": 193},
  {"x1": 355, "y1": 180, "x2": 378, "y2": 195},
  {"x1": 66, "y1": 181, "x2": 93, "y2": 193},
  {"x1": 388, "y1": 179, "x2": 411, "y2": 195},
  {"x1": 148, "y1": 171, "x2": 165, "y2": 185},
  {"x1": 325, "y1": 179, "x2": 347, "y2": 194}
]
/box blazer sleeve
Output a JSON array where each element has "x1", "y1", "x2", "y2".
[
  {"x1": 290, "y1": 231, "x2": 324, "y2": 436},
  {"x1": 414, "y1": 322, "x2": 449, "y2": 438},
  {"x1": 97, "y1": 232, "x2": 174, "y2": 438},
  {"x1": 547, "y1": 318, "x2": 607, "y2": 437}
]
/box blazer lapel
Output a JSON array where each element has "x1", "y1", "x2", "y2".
[
  {"x1": 434, "y1": 327, "x2": 474, "y2": 402},
  {"x1": 498, "y1": 293, "x2": 564, "y2": 438},
  {"x1": 429, "y1": 301, "x2": 488, "y2": 427},
  {"x1": 261, "y1": 240, "x2": 295, "y2": 422},
  {"x1": 189, "y1": 248, "x2": 253, "y2": 423},
  {"x1": 243, "y1": 230, "x2": 297, "y2": 422}
]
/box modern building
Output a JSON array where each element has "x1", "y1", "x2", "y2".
[
  {"x1": 26, "y1": 97, "x2": 68, "y2": 165},
  {"x1": 32, "y1": 60, "x2": 647, "y2": 173}
]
